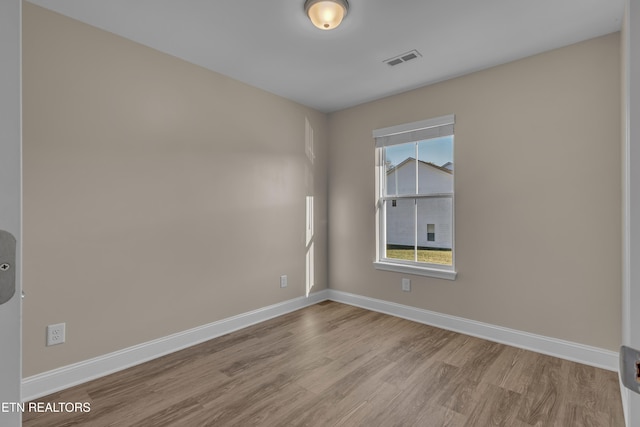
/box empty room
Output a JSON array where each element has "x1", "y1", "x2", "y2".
[{"x1": 1, "y1": 0, "x2": 640, "y2": 425}]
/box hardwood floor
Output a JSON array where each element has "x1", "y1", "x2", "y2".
[{"x1": 23, "y1": 301, "x2": 624, "y2": 426}]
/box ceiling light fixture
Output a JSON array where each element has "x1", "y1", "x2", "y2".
[{"x1": 304, "y1": 0, "x2": 349, "y2": 30}]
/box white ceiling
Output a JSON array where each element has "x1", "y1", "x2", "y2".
[{"x1": 27, "y1": 0, "x2": 624, "y2": 113}]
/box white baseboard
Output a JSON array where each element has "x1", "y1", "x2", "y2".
[
  {"x1": 23, "y1": 288, "x2": 619, "y2": 402},
  {"x1": 327, "y1": 289, "x2": 619, "y2": 372},
  {"x1": 22, "y1": 290, "x2": 329, "y2": 402}
]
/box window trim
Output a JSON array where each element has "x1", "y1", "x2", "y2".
[
  {"x1": 373, "y1": 260, "x2": 457, "y2": 280},
  {"x1": 373, "y1": 115, "x2": 457, "y2": 281}
]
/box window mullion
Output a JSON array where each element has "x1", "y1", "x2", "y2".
[
  {"x1": 414, "y1": 142, "x2": 419, "y2": 263},
  {"x1": 415, "y1": 142, "x2": 419, "y2": 194},
  {"x1": 381, "y1": 193, "x2": 452, "y2": 200},
  {"x1": 414, "y1": 198, "x2": 418, "y2": 262},
  {"x1": 381, "y1": 199, "x2": 386, "y2": 260}
]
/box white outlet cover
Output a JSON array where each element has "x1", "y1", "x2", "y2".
[
  {"x1": 280, "y1": 275, "x2": 287, "y2": 288},
  {"x1": 402, "y1": 278, "x2": 411, "y2": 292},
  {"x1": 47, "y1": 323, "x2": 65, "y2": 346}
]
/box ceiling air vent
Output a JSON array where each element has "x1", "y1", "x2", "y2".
[{"x1": 384, "y1": 49, "x2": 422, "y2": 67}]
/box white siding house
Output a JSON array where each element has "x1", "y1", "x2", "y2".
[{"x1": 386, "y1": 158, "x2": 453, "y2": 249}]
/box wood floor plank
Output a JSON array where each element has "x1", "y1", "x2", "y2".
[
  {"x1": 277, "y1": 355, "x2": 396, "y2": 426},
  {"x1": 333, "y1": 382, "x2": 404, "y2": 427},
  {"x1": 23, "y1": 301, "x2": 624, "y2": 427},
  {"x1": 483, "y1": 346, "x2": 539, "y2": 394},
  {"x1": 594, "y1": 368, "x2": 626, "y2": 426},
  {"x1": 516, "y1": 354, "x2": 565, "y2": 426},
  {"x1": 462, "y1": 382, "x2": 523, "y2": 427},
  {"x1": 225, "y1": 383, "x2": 318, "y2": 427},
  {"x1": 378, "y1": 360, "x2": 461, "y2": 426}
]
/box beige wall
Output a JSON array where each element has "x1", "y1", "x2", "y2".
[
  {"x1": 328, "y1": 33, "x2": 622, "y2": 351},
  {"x1": 22, "y1": 3, "x2": 328, "y2": 376},
  {"x1": 23, "y1": 2, "x2": 622, "y2": 378}
]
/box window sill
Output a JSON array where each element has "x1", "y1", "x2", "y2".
[{"x1": 373, "y1": 261, "x2": 457, "y2": 280}]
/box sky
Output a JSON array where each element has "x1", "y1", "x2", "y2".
[{"x1": 385, "y1": 136, "x2": 453, "y2": 169}]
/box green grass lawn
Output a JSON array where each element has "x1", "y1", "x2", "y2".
[{"x1": 386, "y1": 249, "x2": 452, "y2": 265}]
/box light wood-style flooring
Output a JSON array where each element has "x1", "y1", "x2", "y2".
[{"x1": 23, "y1": 301, "x2": 624, "y2": 426}]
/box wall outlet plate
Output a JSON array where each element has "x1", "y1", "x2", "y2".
[
  {"x1": 280, "y1": 275, "x2": 287, "y2": 288},
  {"x1": 47, "y1": 323, "x2": 65, "y2": 346},
  {"x1": 620, "y1": 345, "x2": 640, "y2": 394},
  {"x1": 402, "y1": 278, "x2": 411, "y2": 292}
]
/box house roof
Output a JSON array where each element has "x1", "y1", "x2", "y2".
[{"x1": 387, "y1": 158, "x2": 453, "y2": 175}]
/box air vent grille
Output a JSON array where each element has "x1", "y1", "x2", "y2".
[{"x1": 384, "y1": 49, "x2": 422, "y2": 67}]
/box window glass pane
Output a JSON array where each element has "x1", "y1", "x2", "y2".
[
  {"x1": 385, "y1": 198, "x2": 415, "y2": 261},
  {"x1": 384, "y1": 143, "x2": 416, "y2": 196},
  {"x1": 427, "y1": 224, "x2": 435, "y2": 241},
  {"x1": 417, "y1": 136, "x2": 453, "y2": 195},
  {"x1": 416, "y1": 197, "x2": 452, "y2": 265}
]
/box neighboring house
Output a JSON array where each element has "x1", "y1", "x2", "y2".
[{"x1": 386, "y1": 158, "x2": 453, "y2": 250}]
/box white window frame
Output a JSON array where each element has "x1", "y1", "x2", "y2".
[{"x1": 373, "y1": 115, "x2": 457, "y2": 280}]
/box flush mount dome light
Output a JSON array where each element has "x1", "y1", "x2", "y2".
[{"x1": 304, "y1": 0, "x2": 349, "y2": 30}]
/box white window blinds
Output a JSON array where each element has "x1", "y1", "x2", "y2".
[{"x1": 373, "y1": 114, "x2": 454, "y2": 148}]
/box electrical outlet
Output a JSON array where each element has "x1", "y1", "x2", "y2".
[
  {"x1": 280, "y1": 275, "x2": 288, "y2": 288},
  {"x1": 402, "y1": 278, "x2": 411, "y2": 292},
  {"x1": 47, "y1": 323, "x2": 65, "y2": 346}
]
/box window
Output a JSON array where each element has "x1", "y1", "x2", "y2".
[
  {"x1": 427, "y1": 224, "x2": 435, "y2": 242},
  {"x1": 373, "y1": 115, "x2": 456, "y2": 280}
]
